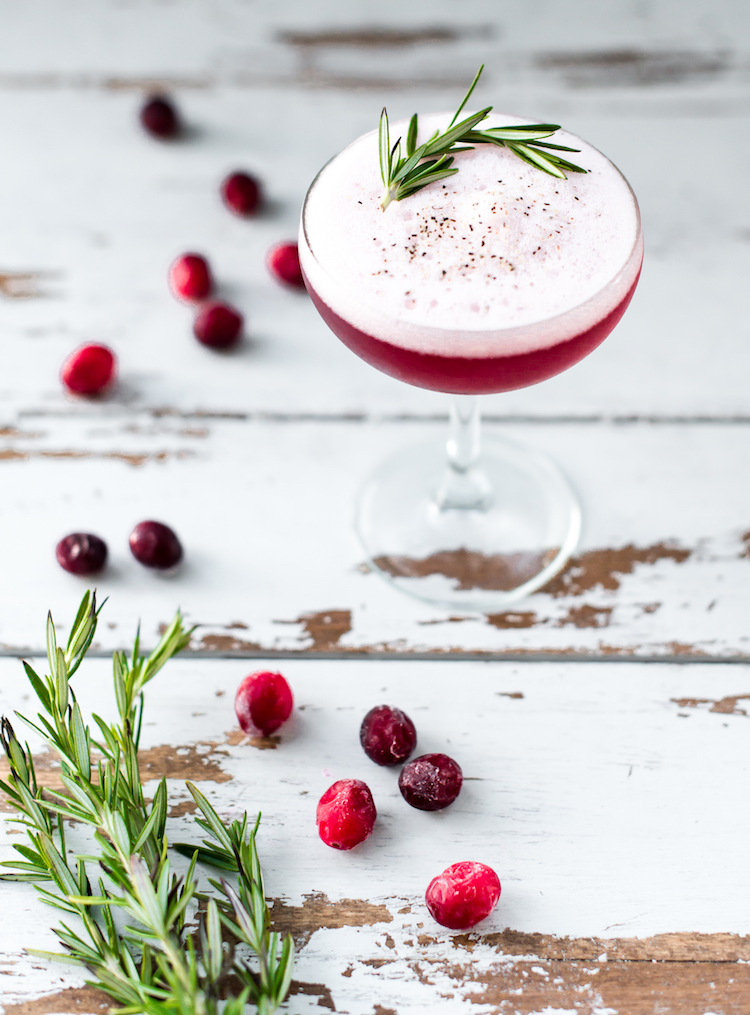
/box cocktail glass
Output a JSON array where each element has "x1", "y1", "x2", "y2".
[{"x1": 299, "y1": 116, "x2": 643, "y2": 611}]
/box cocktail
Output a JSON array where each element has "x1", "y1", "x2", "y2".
[{"x1": 299, "y1": 73, "x2": 643, "y2": 610}]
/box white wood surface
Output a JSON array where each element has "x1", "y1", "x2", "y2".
[
  {"x1": 2, "y1": 657, "x2": 750, "y2": 1012},
  {"x1": 1, "y1": 1, "x2": 749, "y2": 1013}
]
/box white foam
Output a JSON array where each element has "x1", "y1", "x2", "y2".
[{"x1": 300, "y1": 112, "x2": 642, "y2": 358}]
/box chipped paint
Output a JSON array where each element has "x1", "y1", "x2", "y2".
[
  {"x1": 269, "y1": 892, "x2": 393, "y2": 948},
  {"x1": 556, "y1": 604, "x2": 613, "y2": 629},
  {"x1": 542, "y1": 542, "x2": 691, "y2": 597},
  {"x1": 297, "y1": 610, "x2": 352, "y2": 651},
  {"x1": 536, "y1": 48, "x2": 729, "y2": 87},
  {"x1": 0, "y1": 449, "x2": 193, "y2": 467},
  {"x1": 197, "y1": 633, "x2": 262, "y2": 653},
  {"x1": 0, "y1": 986, "x2": 112, "y2": 1014},
  {"x1": 486, "y1": 611, "x2": 538, "y2": 630},
  {"x1": 373, "y1": 549, "x2": 558, "y2": 592},
  {"x1": 672, "y1": 694, "x2": 750, "y2": 716}
]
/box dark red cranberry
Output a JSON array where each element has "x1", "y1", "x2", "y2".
[
  {"x1": 221, "y1": 172, "x2": 262, "y2": 216},
  {"x1": 425, "y1": 862, "x2": 501, "y2": 930},
  {"x1": 360, "y1": 705, "x2": 417, "y2": 766},
  {"x1": 169, "y1": 253, "x2": 213, "y2": 301},
  {"x1": 235, "y1": 671, "x2": 293, "y2": 736},
  {"x1": 398, "y1": 753, "x2": 463, "y2": 811},
  {"x1": 193, "y1": 302, "x2": 243, "y2": 349},
  {"x1": 140, "y1": 95, "x2": 180, "y2": 139},
  {"x1": 61, "y1": 344, "x2": 116, "y2": 396},
  {"x1": 267, "y1": 242, "x2": 304, "y2": 287},
  {"x1": 56, "y1": 533, "x2": 108, "y2": 576},
  {"x1": 317, "y1": 779, "x2": 376, "y2": 850},
  {"x1": 129, "y1": 521, "x2": 183, "y2": 570}
]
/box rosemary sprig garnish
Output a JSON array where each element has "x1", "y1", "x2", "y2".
[
  {"x1": 378, "y1": 64, "x2": 587, "y2": 210},
  {"x1": 0, "y1": 591, "x2": 294, "y2": 1015}
]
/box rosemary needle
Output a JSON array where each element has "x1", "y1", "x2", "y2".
[{"x1": 378, "y1": 63, "x2": 587, "y2": 210}]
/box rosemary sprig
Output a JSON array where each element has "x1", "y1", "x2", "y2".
[
  {"x1": 378, "y1": 64, "x2": 587, "y2": 210},
  {"x1": 0, "y1": 592, "x2": 294, "y2": 1015}
]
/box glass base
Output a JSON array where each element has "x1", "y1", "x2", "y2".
[{"x1": 356, "y1": 434, "x2": 581, "y2": 611}]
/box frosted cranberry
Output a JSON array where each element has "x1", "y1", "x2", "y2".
[
  {"x1": 317, "y1": 779, "x2": 376, "y2": 850},
  {"x1": 426, "y1": 862, "x2": 501, "y2": 930},
  {"x1": 61, "y1": 344, "x2": 116, "y2": 396},
  {"x1": 235, "y1": 671, "x2": 293, "y2": 736},
  {"x1": 193, "y1": 302, "x2": 243, "y2": 349},
  {"x1": 169, "y1": 253, "x2": 213, "y2": 301},
  {"x1": 360, "y1": 705, "x2": 417, "y2": 766},
  {"x1": 140, "y1": 95, "x2": 180, "y2": 139},
  {"x1": 129, "y1": 521, "x2": 182, "y2": 570},
  {"x1": 398, "y1": 753, "x2": 462, "y2": 811},
  {"x1": 267, "y1": 242, "x2": 304, "y2": 287},
  {"x1": 56, "y1": 533, "x2": 108, "y2": 576},
  {"x1": 221, "y1": 172, "x2": 262, "y2": 216}
]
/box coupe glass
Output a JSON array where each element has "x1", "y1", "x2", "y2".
[{"x1": 299, "y1": 120, "x2": 643, "y2": 611}]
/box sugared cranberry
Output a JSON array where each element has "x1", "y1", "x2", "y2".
[
  {"x1": 129, "y1": 521, "x2": 183, "y2": 570},
  {"x1": 317, "y1": 779, "x2": 377, "y2": 850},
  {"x1": 221, "y1": 172, "x2": 262, "y2": 216},
  {"x1": 193, "y1": 302, "x2": 243, "y2": 349},
  {"x1": 61, "y1": 344, "x2": 116, "y2": 396},
  {"x1": 235, "y1": 671, "x2": 294, "y2": 736},
  {"x1": 140, "y1": 95, "x2": 180, "y2": 139},
  {"x1": 169, "y1": 253, "x2": 213, "y2": 301},
  {"x1": 56, "y1": 533, "x2": 108, "y2": 576},
  {"x1": 360, "y1": 705, "x2": 417, "y2": 766},
  {"x1": 267, "y1": 243, "x2": 304, "y2": 288},
  {"x1": 398, "y1": 753, "x2": 463, "y2": 811},
  {"x1": 425, "y1": 862, "x2": 501, "y2": 930}
]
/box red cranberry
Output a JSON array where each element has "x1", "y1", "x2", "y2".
[
  {"x1": 193, "y1": 302, "x2": 243, "y2": 349},
  {"x1": 169, "y1": 253, "x2": 213, "y2": 301},
  {"x1": 317, "y1": 779, "x2": 376, "y2": 850},
  {"x1": 221, "y1": 172, "x2": 262, "y2": 216},
  {"x1": 425, "y1": 862, "x2": 501, "y2": 930},
  {"x1": 267, "y1": 242, "x2": 304, "y2": 287},
  {"x1": 398, "y1": 753, "x2": 463, "y2": 811},
  {"x1": 140, "y1": 95, "x2": 180, "y2": 139},
  {"x1": 235, "y1": 671, "x2": 293, "y2": 736},
  {"x1": 56, "y1": 533, "x2": 108, "y2": 576},
  {"x1": 360, "y1": 705, "x2": 417, "y2": 766},
  {"x1": 61, "y1": 344, "x2": 116, "y2": 396},
  {"x1": 129, "y1": 520, "x2": 182, "y2": 570}
]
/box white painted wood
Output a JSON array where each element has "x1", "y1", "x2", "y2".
[
  {"x1": 0, "y1": 4, "x2": 747, "y2": 417},
  {"x1": 1, "y1": 658, "x2": 749, "y2": 1011},
  {"x1": 0, "y1": 416, "x2": 746, "y2": 658}
]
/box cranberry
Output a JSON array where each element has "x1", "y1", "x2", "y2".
[
  {"x1": 61, "y1": 344, "x2": 116, "y2": 396},
  {"x1": 317, "y1": 779, "x2": 376, "y2": 850},
  {"x1": 235, "y1": 671, "x2": 293, "y2": 736},
  {"x1": 193, "y1": 302, "x2": 243, "y2": 349},
  {"x1": 56, "y1": 533, "x2": 108, "y2": 576},
  {"x1": 360, "y1": 705, "x2": 417, "y2": 766},
  {"x1": 398, "y1": 753, "x2": 463, "y2": 811},
  {"x1": 140, "y1": 95, "x2": 180, "y2": 139},
  {"x1": 169, "y1": 253, "x2": 213, "y2": 302},
  {"x1": 267, "y1": 242, "x2": 304, "y2": 288},
  {"x1": 221, "y1": 172, "x2": 262, "y2": 216},
  {"x1": 129, "y1": 521, "x2": 183, "y2": 570},
  {"x1": 425, "y1": 862, "x2": 501, "y2": 930}
]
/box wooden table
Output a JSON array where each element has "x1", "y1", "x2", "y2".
[{"x1": 1, "y1": 3, "x2": 749, "y2": 1013}]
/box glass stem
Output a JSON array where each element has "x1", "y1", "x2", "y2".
[{"x1": 436, "y1": 395, "x2": 493, "y2": 510}]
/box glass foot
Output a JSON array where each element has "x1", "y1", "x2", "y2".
[{"x1": 356, "y1": 433, "x2": 581, "y2": 611}]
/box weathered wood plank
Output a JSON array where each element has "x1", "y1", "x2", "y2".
[
  {"x1": 0, "y1": 417, "x2": 746, "y2": 658},
  {"x1": 0, "y1": 86, "x2": 746, "y2": 418},
  {"x1": 2, "y1": 658, "x2": 749, "y2": 1013}
]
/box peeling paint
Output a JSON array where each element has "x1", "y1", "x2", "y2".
[
  {"x1": 556, "y1": 604, "x2": 613, "y2": 629},
  {"x1": 486, "y1": 611, "x2": 538, "y2": 630},
  {"x1": 197, "y1": 633, "x2": 262, "y2": 653},
  {"x1": 269, "y1": 891, "x2": 393, "y2": 948},
  {"x1": 0, "y1": 986, "x2": 112, "y2": 1014},
  {"x1": 542, "y1": 542, "x2": 691, "y2": 597},
  {"x1": 374, "y1": 549, "x2": 558, "y2": 592},
  {"x1": 0, "y1": 449, "x2": 193, "y2": 467},
  {"x1": 536, "y1": 48, "x2": 729, "y2": 87},
  {"x1": 672, "y1": 694, "x2": 750, "y2": 716},
  {"x1": 298, "y1": 610, "x2": 353, "y2": 651}
]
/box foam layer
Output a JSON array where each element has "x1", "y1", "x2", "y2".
[{"x1": 300, "y1": 113, "x2": 642, "y2": 358}]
